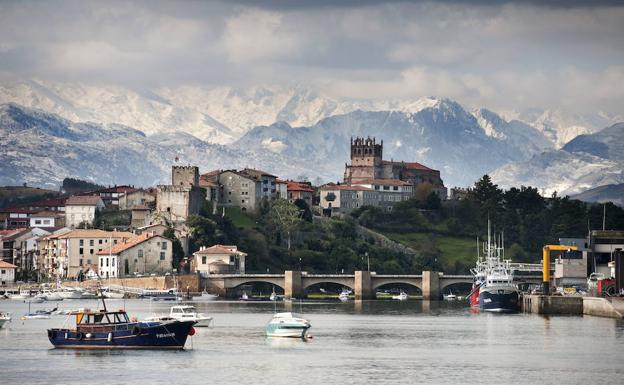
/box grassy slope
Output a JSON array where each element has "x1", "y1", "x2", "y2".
[
  {"x1": 384, "y1": 232, "x2": 478, "y2": 273},
  {"x1": 224, "y1": 207, "x2": 257, "y2": 229}
]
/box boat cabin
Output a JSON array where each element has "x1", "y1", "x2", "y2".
[{"x1": 74, "y1": 309, "x2": 132, "y2": 332}]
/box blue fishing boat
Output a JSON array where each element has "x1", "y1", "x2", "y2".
[{"x1": 47, "y1": 294, "x2": 195, "y2": 349}]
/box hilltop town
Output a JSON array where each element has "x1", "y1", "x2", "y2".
[{"x1": 0, "y1": 137, "x2": 450, "y2": 284}]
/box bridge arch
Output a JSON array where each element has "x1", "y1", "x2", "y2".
[
  {"x1": 227, "y1": 279, "x2": 284, "y2": 292},
  {"x1": 440, "y1": 279, "x2": 473, "y2": 294},
  {"x1": 372, "y1": 279, "x2": 422, "y2": 292},
  {"x1": 302, "y1": 277, "x2": 354, "y2": 292}
]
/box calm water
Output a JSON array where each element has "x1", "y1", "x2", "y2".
[{"x1": 0, "y1": 298, "x2": 622, "y2": 385}]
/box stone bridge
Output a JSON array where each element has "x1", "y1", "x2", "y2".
[{"x1": 203, "y1": 271, "x2": 542, "y2": 299}]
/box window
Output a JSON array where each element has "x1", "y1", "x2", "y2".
[
  {"x1": 89, "y1": 240, "x2": 94, "y2": 246},
  {"x1": 242, "y1": 200, "x2": 245, "y2": 203},
  {"x1": 112, "y1": 259, "x2": 115, "y2": 267},
  {"x1": 35, "y1": 219, "x2": 42, "y2": 225},
  {"x1": 99, "y1": 240, "x2": 103, "y2": 244},
  {"x1": 161, "y1": 242, "x2": 166, "y2": 250},
  {"x1": 2, "y1": 269, "x2": 6, "y2": 274},
  {"x1": 383, "y1": 186, "x2": 389, "y2": 190},
  {"x1": 106, "y1": 258, "x2": 109, "y2": 267},
  {"x1": 90, "y1": 249, "x2": 94, "y2": 255},
  {"x1": 79, "y1": 248, "x2": 84, "y2": 255},
  {"x1": 79, "y1": 259, "x2": 83, "y2": 266},
  {"x1": 79, "y1": 240, "x2": 84, "y2": 246},
  {"x1": 87, "y1": 259, "x2": 91, "y2": 264},
  {"x1": 393, "y1": 186, "x2": 398, "y2": 191},
  {"x1": 43, "y1": 219, "x2": 50, "y2": 224},
  {"x1": 138, "y1": 249, "x2": 144, "y2": 258},
  {"x1": 160, "y1": 252, "x2": 165, "y2": 260},
  {"x1": 202, "y1": 256, "x2": 207, "y2": 264}
]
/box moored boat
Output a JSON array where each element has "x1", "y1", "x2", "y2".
[
  {"x1": 0, "y1": 312, "x2": 11, "y2": 328},
  {"x1": 392, "y1": 291, "x2": 408, "y2": 301},
  {"x1": 47, "y1": 308, "x2": 195, "y2": 349},
  {"x1": 191, "y1": 291, "x2": 219, "y2": 301},
  {"x1": 265, "y1": 312, "x2": 310, "y2": 338},
  {"x1": 475, "y1": 221, "x2": 520, "y2": 313},
  {"x1": 146, "y1": 305, "x2": 212, "y2": 327}
]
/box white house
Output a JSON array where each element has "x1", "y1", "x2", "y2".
[
  {"x1": 65, "y1": 196, "x2": 105, "y2": 228},
  {"x1": 29, "y1": 211, "x2": 64, "y2": 228},
  {"x1": 0, "y1": 260, "x2": 17, "y2": 286},
  {"x1": 193, "y1": 245, "x2": 247, "y2": 275}
]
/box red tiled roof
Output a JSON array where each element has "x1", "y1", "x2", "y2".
[
  {"x1": 240, "y1": 168, "x2": 277, "y2": 179},
  {"x1": 382, "y1": 160, "x2": 434, "y2": 171},
  {"x1": 96, "y1": 233, "x2": 167, "y2": 255},
  {"x1": 193, "y1": 244, "x2": 247, "y2": 256},
  {"x1": 0, "y1": 207, "x2": 39, "y2": 214},
  {"x1": 58, "y1": 229, "x2": 135, "y2": 239},
  {"x1": 0, "y1": 260, "x2": 17, "y2": 268},
  {"x1": 66, "y1": 195, "x2": 104, "y2": 206},
  {"x1": 287, "y1": 181, "x2": 314, "y2": 193},
  {"x1": 22, "y1": 198, "x2": 66, "y2": 208},
  {"x1": 30, "y1": 211, "x2": 64, "y2": 218}
]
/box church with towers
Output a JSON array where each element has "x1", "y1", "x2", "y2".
[{"x1": 343, "y1": 137, "x2": 447, "y2": 198}]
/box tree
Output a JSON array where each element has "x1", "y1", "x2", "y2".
[
  {"x1": 163, "y1": 227, "x2": 185, "y2": 269},
  {"x1": 267, "y1": 199, "x2": 303, "y2": 250}
]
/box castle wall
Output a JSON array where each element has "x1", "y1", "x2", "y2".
[{"x1": 156, "y1": 185, "x2": 201, "y2": 223}]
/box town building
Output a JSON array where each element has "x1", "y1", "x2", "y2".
[
  {"x1": 130, "y1": 205, "x2": 152, "y2": 228},
  {"x1": 319, "y1": 185, "x2": 377, "y2": 216},
  {"x1": 217, "y1": 168, "x2": 278, "y2": 212},
  {"x1": 36, "y1": 228, "x2": 71, "y2": 280},
  {"x1": 118, "y1": 188, "x2": 156, "y2": 210},
  {"x1": 276, "y1": 179, "x2": 288, "y2": 199},
  {"x1": 29, "y1": 211, "x2": 64, "y2": 228},
  {"x1": 64, "y1": 195, "x2": 105, "y2": 228},
  {"x1": 97, "y1": 232, "x2": 173, "y2": 278},
  {"x1": 0, "y1": 207, "x2": 35, "y2": 229},
  {"x1": 42, "y1": 229, "x2": 135, "y2": 279},
  {"x1": 192, "y1": 245, "x2": 247, "y2": 275},
  {"x1": 9, "y1": 227, "x2": 52, "y2": 281},
  {"x1": 286, "y1": 181, "x2": 314, "y2": 208},
  {"x1": 85, "y1": 185, "x2": 138, "y2": 207},
  {"x1": 0, "y1": 260, "x2": 17, "y2": 286},
  {"x1": 343, "y1": 137, "x2": 447, "y2": 198}
]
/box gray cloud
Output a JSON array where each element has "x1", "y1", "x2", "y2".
[{"x1": 0, "y1": 0, "x2": 623, "y2": 115}]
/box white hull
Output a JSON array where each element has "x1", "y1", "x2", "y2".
[
  {"x1": 59, "y1": 291, "x2": 83, "y2": 299},
  {"x1": 192, "y1": 293, "x2": 219, "y2": 301},
  {"x1": 22, "y1": 314, "x2": 50, "y2": 319},
  {"x1": 103, "y1": 292, "x2": 125, "y2": 299},
  {"x1": 266, "y1": 328, "x2": 308, "y2": 338},
  {"x1": 8, "y1": 295, "x2": 28, "y2": 300}
]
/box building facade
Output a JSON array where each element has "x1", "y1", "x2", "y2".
[
  {"x1": 343, "y1": 137, "x2": 447, "y2": 198},
  {"x1": 65, "y1": 196, "x2": 105, "y2": 228},
  {"x1": 192, "y1": 245, "x2": 247, "y2": 275},
  {"x1": 51, "y1": 229, "x2": 135, "y2": 279},
  {"x1": 157, "y1": 166, "x2": 201, "y2": 224},
  {"x1": 0, "y1": 261, "x2": 17, "y2": 286},
  {"x1": 97, "y1": 233, "x2": 173, "y2": 278}
]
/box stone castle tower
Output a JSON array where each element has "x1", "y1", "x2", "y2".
[
  {"x1": 343, "y1": 137, "x2": 383, "y2": 183},
  {"x1": 172, "y1": 165, "x2": 199, "y2": 188}
]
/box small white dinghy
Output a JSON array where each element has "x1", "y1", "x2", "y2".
[
  {"x1": 392, "y1": 291, "x2": 408, "y2": 301},
  {"x1": 145, "y1": 305, "x2": 213, "y2": 327}
]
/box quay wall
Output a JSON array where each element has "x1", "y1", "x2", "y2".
[
  {"x1": 63, "y1": 274, "x2": 200, "y2": 292},
  {"x1": 583, "y1": 297, "x2": 624, "y2": 319},
  {"x1": 522, "y1": 295, "x2": 583, "y2": 315}
]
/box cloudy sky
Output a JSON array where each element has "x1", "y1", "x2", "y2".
[{"x1": 0, "y1": 0, "x2": 623, "y2": 115}]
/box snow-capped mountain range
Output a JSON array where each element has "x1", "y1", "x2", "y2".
[{"x1": 0, "y1": 80, "x2": 622, "y2": 195}]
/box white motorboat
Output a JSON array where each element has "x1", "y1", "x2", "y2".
[
  {"x1": 0, "y1": 312, "x2": 11, "y2": 328},
  {"x1": 8, "y1": 290, "x2": 30, "y2": 300},
  {"x1": 265, "y1": 312, "x2": 311, "y2": 338},
  {"x1": 58, "y1": 288, "x2": 84, "y2": 299},
  {"x1": 102, "y1": 290, "x2": 125, "y2": 299},
  {"x1": 39, "y1": 290, "x2": 64, "y2": 301},
  {"x1": 443, "y1": 292, "x2": 458, "y2": 301},
  {"x1": 240, "y1": 292, "x2": 249, "y2": 300},
  {"x1": 145, "y1": 305, "x2": 213, "y2": 327},
  {"x1": 192, "y1": 291, "x2": 219, "y2": 301},
  {"x1": 338, "y1": 288, "x2": 351, "y2": 301},
  {"x1": 392, "y1": 291, "x2": 408, "y2": 301},
  {"x1": 270, "y1": 291, "x2": 277, "y2": 301}
]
